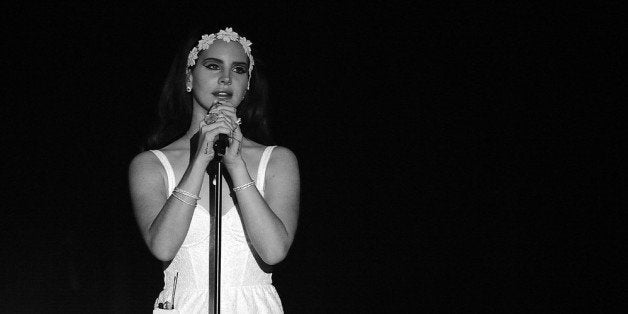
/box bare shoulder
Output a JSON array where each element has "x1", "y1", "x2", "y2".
[
  {"x1": 268, "y1": 146, "x2": 299, "y2": 178},
  {"x1": 129, "y1": 150, "x2": 162, "y2": 176},
  {"x1": 128, "y1": 151, "x2": 167, "y2": 194},
  {"x1": 270, "y1": 146, "x2": 298, "y2": 163}
]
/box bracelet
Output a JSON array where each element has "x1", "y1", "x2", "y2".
[
  {"x1": 233, "y1": 181, "x2": 255, "y2": 192},
  {"x1": 172, "y1": 190, "x2": 197, "y2": 202},
  {"x1": 171, "y1": 192, "x2": 197, "y2": 206},
  {"x1": 173, "y1": 188, "x2": 201, "y2": 200}
]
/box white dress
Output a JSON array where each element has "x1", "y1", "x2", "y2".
[{"x1": 150, "y1": 146, "x2": 283, "y2": 313}]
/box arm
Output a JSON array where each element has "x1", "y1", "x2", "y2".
[
  {"x1": 225, "y1": 147, "x2": 300, "y2": 265},
  {"x1": 128, "y1": 151, "x2": 205, "y2": 261},
  {"x1": 210, "y1": 103, "x2": 300, "y2": 265},
  {"x1": 129, "y1": 116, "x2": 234, "y2": 261}
]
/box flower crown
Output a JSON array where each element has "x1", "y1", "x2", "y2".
[{"x1": 187, "y1": 27, "x2": 254, "y2": 88}]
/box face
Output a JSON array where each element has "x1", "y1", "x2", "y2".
[{"x1": 187, "y1": 40, "x2": 249, "y2": 110}]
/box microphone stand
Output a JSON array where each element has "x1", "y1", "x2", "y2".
[{"x1": 208, "y1": 151, "x2": 224, "y2": 314}]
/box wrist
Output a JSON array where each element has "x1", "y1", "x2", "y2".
[
  {"x1": 187, "y1": 157, "x2": 210, "y2": 178},
  {"x1": 224, "y1": 156, "x2": 246, "y2": 172}
]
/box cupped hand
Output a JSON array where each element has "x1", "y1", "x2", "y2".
[{"x1": 195, "y1": 101, "x2": 244, "y2": 168}]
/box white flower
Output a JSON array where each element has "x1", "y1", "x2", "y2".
[
  {"x1": 239, "y1": 36, "x2": 252, "y2": 54},
  {"x1": 216, "y1": 27, "x2": 238, "y2": 42},
  {"x1": 187, "y1": 47, "x2": 199, "y2": 67},
  {"x1": 198, "y1": 34, "x2": 216, "y2": 50},
  {"x1": 186, "y1": 27, "x2": 255, "y2": 88}
]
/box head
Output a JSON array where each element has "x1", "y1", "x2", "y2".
[
  {"x1": 146, "y1": 27, "x2": 273, "y2": 149},
  {"x1": 185, "y1": 28, "x2": 254, "y2": 111}
]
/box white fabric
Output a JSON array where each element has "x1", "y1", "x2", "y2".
[
  {"x1": 149, "y1": 146, "x2": 282, "y2": 313},
  {"x1": 256, "y1": 146, "x2": 275, "y2": 191},
  {"x1": 150, "y1": 150, "x2": 176, "y2": 195}
]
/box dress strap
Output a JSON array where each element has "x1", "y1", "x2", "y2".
[
  {"x1": 149, "y1": 150, "x2": 176, "y2": 195},
  {"x1": 256, "y1": 146, "x2": 276, "y2": 193}
]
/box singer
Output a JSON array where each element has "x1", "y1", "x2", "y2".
[{"x1": 129, "y1": 27, "x2": 300, "y2": 313}]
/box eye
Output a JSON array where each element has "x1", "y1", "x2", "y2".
[
  {"x1": 204, "y1": 63, "x2": 220, "y2": 70},
  {"x1": 233, "y1": 66, "x2": 247, "y2": 74}
]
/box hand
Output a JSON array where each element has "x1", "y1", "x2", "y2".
[
  {"x1": 211, "y1": 101, "x2": 244, "y2": 167},
  {"x1": 193, "y1": 101, "x2": 244, "y2": 167}
]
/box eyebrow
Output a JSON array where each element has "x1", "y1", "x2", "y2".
[{"x1": 201, "y1": 57, "x2": 248, "y2": 66}]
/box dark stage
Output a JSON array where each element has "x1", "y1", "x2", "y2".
[{"x1": 4, "y1": 1, "x2": 622, "y2": 312}]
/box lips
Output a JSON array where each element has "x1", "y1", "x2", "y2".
[{"x1": 212, "y1": 91, "x2": 233, "y2": 99}]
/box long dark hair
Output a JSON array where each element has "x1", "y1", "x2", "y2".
[{"x1": 145, "y1": 27, "x2": 274, "y2": 150}]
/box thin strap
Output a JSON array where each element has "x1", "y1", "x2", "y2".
[
  {"x1": 150, "y1": 150, "x2": 176, "y2": 195},
  {"x1": 256, "y1": 146, "x2": 276, "y2": 192}
]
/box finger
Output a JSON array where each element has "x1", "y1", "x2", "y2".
[
  {"x1": 207, "y1": 107, "x2": 236, "y2": 124},
  {"x1": 210, "y1": 101, "x2": 236, "y2": 112},
  {"x1": 216, "y1": 100, "x2": 237, "y2": 109},
  {"x1": 215, "y1": 115, "x2": 235, "y2": 130},
  {"x1": 214, "y1": 103, "x2": 236, "y2": 116},
  {"x1": 201, "y1": 128, "x2": 232, "y2": 143},
  {"x1": 205, "y1": 114, "x2": 234, "y2": 128},
  {"x1": 213, "y1": 116, "x2": 235, "y2": 130},
  {"x1": 212, "y1": 105, "x2": 237, "y2": 120},
  {"x1": 201, "y1": 126, "x2": 233, "y2": 140},
  {"x1": 213, "y1": 110, "x2": 236, "y2": 125},
  {"x1": 211, "y1": 109, "x2": 238, "y2": 129}
]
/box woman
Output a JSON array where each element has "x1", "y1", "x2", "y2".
[{"x1": 129, "y1": 27, "x2": 299, "y2": 313}]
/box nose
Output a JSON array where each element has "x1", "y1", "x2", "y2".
[{"x1": 219, "y1": 70, "x2": 232, "y2": 85}]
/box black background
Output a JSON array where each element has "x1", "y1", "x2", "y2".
[{"x1": 4, "y1": 1, "x2": 623, "y2": 312}]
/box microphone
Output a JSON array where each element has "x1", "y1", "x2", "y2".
[{"x1": 213, "y1": 134, "x2": 229, "y2": 157}]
